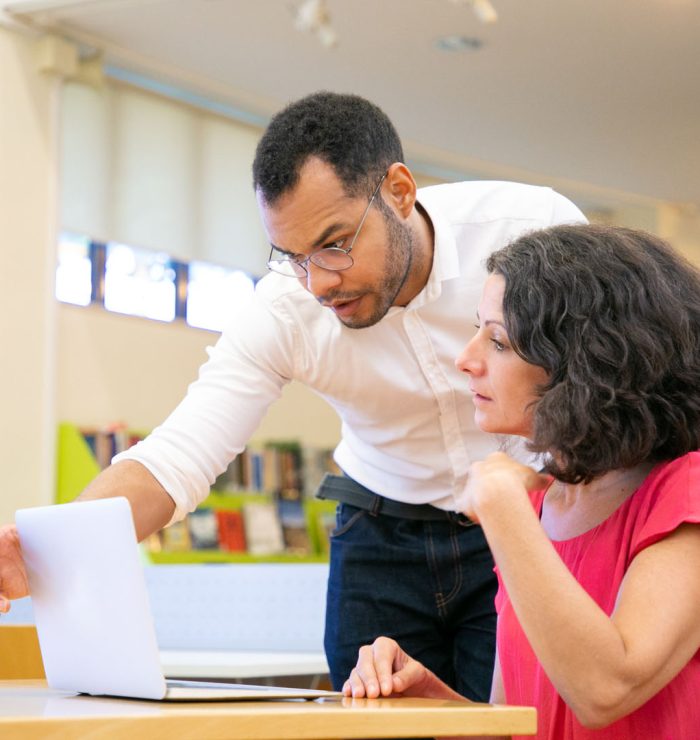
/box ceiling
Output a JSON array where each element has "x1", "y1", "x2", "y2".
[{"x1": 5, "y1": 0, "x2": 700, "y2": 211}]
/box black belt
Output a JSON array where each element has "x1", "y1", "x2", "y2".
[{"x1": 315, "y1": 473, "x2": 475, "y2": 526}]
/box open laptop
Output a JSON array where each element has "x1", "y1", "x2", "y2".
[{"x1": 15, "y1": 497, "x2": 340, "y2": 701}]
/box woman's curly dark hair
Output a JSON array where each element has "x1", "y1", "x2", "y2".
[{"x1": 486, "y1": 224, "x2": 700, "y2": 484}]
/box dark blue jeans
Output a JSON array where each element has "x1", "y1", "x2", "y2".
[{"x1": 324, "y1": 500, "x2": 497, "y2": 701}]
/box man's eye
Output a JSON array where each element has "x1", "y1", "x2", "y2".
[
  {"x1": 280, "y1": 252, "x2": 304, "y2": 263},
  {"x1": 324, "y1": 239, "x2": 346, "y2": 250},
  {"x1": 273, "y1": 250, "x2": 298, "y2": 262}
]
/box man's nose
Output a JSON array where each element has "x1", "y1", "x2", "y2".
[{"x1": 302, "y1": 261, "x2": 343, "y2": 299}]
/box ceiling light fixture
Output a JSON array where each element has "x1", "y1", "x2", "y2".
[
  {"x1": 448, "y1": 0, "x2": 499, "y2": 24},
  {"x1": 293, "y1": 0, "x2": 337, "y2": 49},
  {"x1": 290, "y1": 0, "x2": 496, "y2": 50}
]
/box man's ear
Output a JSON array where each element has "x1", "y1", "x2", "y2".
[{"x1": 384, "y1": 162, "x2": 417, "y2": 219}]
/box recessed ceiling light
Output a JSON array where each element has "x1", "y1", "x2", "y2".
[{"x1": 435, "y1": 35, "x2": 484, "y2": 52}]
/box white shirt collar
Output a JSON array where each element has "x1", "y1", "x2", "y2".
[{"x1": 405, "y1": 193, "x2": 461, "y2": 310}]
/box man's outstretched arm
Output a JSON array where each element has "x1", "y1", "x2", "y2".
[
  {"x1": 75, "y1": 459, "x2": 176, "y2": 541},
  {"x1": 0, "y1": 459, "x2": 175, "y2": 612}
]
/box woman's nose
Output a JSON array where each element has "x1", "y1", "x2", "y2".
[{"x1": 455, "y1": 335, "x2": 482, "y2": 375}]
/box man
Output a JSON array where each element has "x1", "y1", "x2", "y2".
[{"x1": 0, "y1": 91, "x2": 585, "y2": 700}]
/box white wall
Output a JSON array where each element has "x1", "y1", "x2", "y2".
[
  {"x1": 0, "y1": 27, "x2": 59, "y2": 523},
  {"x1": 61, "y1": 80, "x2": 270, "y2": 275},
  {"x1": 56, "y1": 303, "x2": 341, "y2": 447},
  {"x1": 657, "y1": 204, "x2": 700, "y2": 265}
]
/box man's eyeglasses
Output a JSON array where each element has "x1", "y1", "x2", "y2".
[{"x1": 267, "y1": 173, "x2": 387, "y2": 278}]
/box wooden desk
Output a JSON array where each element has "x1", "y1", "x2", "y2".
[{"x1": 0, "y1": 680, "x2": 536, "y2": 739}]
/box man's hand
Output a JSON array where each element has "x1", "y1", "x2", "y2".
[
  {"x1": 0, "y1": 524, "x2": 29, "y2": 612},
  {"x1": 342, "y1": 637, "x2": 465, "y2": 701}
]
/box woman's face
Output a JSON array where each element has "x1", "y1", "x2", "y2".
[{"x1": 455, "y1": 274, "x2": 549, "y2": 437}]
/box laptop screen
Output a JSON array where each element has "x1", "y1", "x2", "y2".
[
  {"x1": 16, "y1": 497, "x2": 340, "y2": 702},
  {"x1": 16, "y1": 498, "x2": 168, "y2": 699}
]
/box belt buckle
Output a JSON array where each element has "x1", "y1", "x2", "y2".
[{"x1": 451, "y1": 512, "x2": 475, "y2": 528}]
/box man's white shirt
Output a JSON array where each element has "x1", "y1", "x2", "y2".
[{"x1": 115, "y1": 181, "x2": 586, "y2": 522}]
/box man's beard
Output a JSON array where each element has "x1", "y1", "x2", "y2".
[{"x1": 336, "y1": 204, "x2": 415, "y2": 330}]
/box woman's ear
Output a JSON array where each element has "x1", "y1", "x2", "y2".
[{"x1": 384, "y1": 162, "x2": 417, "y2": 218}]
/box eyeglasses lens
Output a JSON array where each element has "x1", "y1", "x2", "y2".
[
  {"x1": 268, "y1": 248, "x2": 353, "y2": 277},
  {"x1": 311, "y1": 248, "x2": 353, "y2": 271}
]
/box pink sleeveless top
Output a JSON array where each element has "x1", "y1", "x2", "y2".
[{"x1": 495, "y1": 452, "x2": 700, "y2": 740}]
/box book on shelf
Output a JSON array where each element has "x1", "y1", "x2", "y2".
[
  {"x1": 276, "y1": 489, "x2": 311, "y2": 556},
  {"x1": 213, "y1": 444, "x2": 267, "y2": 493},
  {"x1": 303, "y1": 447, "x2": 341, "y2": 498},
  {"x1": 241, "y1": 502, "x2": 285, "y2": 556},
  {"x1": 170, "y1": 440, "x2": 341, "y2": 558},
  {"x1": 158, "y1": 519, "x2": 192, "y2": 551},
  {"x1": 187, "y1": 508, "x2": 219, "y2": 550},
  {"x1": 262, "y1": 443, "x2": 302, "y2": 494},
  {"x1": 80, "y1": 423, "x2": 144, "y2": 470},
  {"x1": 215, "y1": 509, "x2": 247, "y2": 552},
  {"x1": 212, "y1": 440, "x2": 339, "y2": 500},
  {"x1": 313, "y1": 507, "x2": 337, "y2": 556},
  {"x1": 244, "y1": 448, "x2": 265, "y2": 491}
]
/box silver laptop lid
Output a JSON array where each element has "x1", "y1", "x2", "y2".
[{"x1": 16, "y1": 497, "x2": 168, "y2": 700}]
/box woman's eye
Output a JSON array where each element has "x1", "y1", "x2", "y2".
[{"x1": 491, "y1": 338, "x2": 506, "y2": 351}]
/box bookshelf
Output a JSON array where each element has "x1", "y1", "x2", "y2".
[{"x1": 56, "y1": 423, "x2": 338, "y2": 564}]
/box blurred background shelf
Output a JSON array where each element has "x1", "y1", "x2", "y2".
[{"x1": 55, "y1": 422, "x2": 337, "y2": 564}]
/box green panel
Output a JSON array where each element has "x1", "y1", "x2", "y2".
[
  {"x1": 204, "y1": 490, "x2": 272, "y2": 509},
  {"x1": 55, "y1": 423, "x2": 101, "y2": 504},
  {"x1": 304, "y1": 499, "x2": 337, "y2": 556}
]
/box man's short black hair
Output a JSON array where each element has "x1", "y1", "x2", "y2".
[{"x1": 252, "y1": 91, "x2": 404, "y2": 204}]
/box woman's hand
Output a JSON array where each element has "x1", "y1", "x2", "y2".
[
  {"x1": 459, "y1": 452, "x2": 549, "y2": 524},
  {"x1": 343, "y1": 637, "x2": 466, "y2": 701}
]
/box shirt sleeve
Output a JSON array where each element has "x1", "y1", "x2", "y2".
[
  {"x1": 113, "y1": 290, "x2": 298, "y2": 524},
  {"x1": 630, "y1": 452, "x2": 700, "y2": 560},
  {"x1": 548, "y1": 189, "x2": 588, "y2": 226}
]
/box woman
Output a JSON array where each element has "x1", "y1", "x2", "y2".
[{"x1": 343, "y1": 224, "x2": 700, "y2": 739}]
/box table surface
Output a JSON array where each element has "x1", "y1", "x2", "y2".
[{"x1": 0, "y1": 680, "x2": 536, "y2": 739}]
